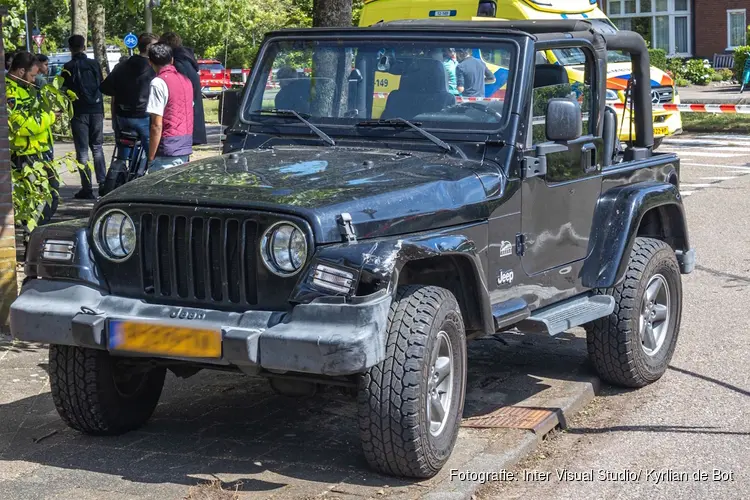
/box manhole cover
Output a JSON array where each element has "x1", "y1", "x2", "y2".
[{"x1": 462, "y1": 406, "x2": 557, "y2": 432}]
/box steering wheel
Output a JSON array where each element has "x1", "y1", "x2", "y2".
[{"x1": 450, "y1": 101, "x2": 504, "y2": 121}]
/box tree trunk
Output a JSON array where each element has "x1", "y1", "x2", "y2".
[
  {"x1": 313, "y1": 0, "x2": 352, "y2": 27},
  {"x1": 91, "y1": 2, "x2": 108, "y2": 77},
  {"x1": 310, "y1": 0, "x2": 353, "y2": 117},
  {"x1": 71, "y1": 0, "x2": 88, "y2": 41},
  {"x1": 145, "y1": 0, "x2": 152, "y2": 33}
]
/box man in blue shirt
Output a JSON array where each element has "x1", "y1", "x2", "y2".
[
  {"x1": 456, "y1": 48, "x2": 496, "y2": 98},
  {"x1": 441, "y1": 49, "x2": 459, "y2": 95}
]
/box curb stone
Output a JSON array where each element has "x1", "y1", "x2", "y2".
[{"x1": 424, "y1": 374, "x2": 601, "y2": 500}]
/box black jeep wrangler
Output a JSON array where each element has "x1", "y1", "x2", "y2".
[{"x1": 11, "y1": 20, "x2": 694, "y2": 479}]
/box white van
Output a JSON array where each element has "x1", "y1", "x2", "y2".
[{"x1": 48, "y1": 47, "x2": 123, "y2": 78}]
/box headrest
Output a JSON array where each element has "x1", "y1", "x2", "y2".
[
  {"x1": 399, "y1": 58, "x2": 449, "y2": 93},
  {"x1": 534, "y1": 63, "x2": 569, "y2": 88}
]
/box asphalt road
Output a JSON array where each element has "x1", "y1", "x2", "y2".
[
  {"x1": 2, "y1": 133, "x2": 750, "y2": 499},
  {"x1": 478, "y1": 133, "x2": 750, "y2": 499}
]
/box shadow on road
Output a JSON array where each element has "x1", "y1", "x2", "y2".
[
  {"x1": 668, "y1": 365, "x2": 750, "y2": 397},
  {"x1": 0, "y1": 330, "x2": 594, "y2": 492}
]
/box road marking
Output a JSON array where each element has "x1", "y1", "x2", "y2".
[
  {"x1": 679, "y1": 183, "x2": 715, "y2": 188},
  {"x1": 663, "y1": 146, "x2": 750, "y2": 153},
  {"x1": 700, "y1": 176, "x2": 736, "y2": 181},
  {"x1": 680, "y1": 191, "x2": 694, "y2": 196},
  {"x1": 669, "y1": 152, "x2": 745, "y2": 157},
  {"x1": 681, "y1": 163, "x2": 750, "y2": 170},
  {"x1": 694, "y1": 134, "x2": 750, "y2": 142}
]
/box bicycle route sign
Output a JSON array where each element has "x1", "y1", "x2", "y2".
[{"x1": 124, "y1": 33, "x2": 138, "y2": 50}]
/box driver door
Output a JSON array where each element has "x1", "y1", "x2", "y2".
[{"x1": 520, "y1": 46, "x2": 603, "y2": 276}]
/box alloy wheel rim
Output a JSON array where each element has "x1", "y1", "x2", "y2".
[
  {"x1": 427, "y1": 330, "x2": 454, "y2": 437},
  {"x1": 640, "y1": 274, "x2": 671, "y2": 357}
]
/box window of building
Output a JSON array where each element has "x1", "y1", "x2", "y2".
[
  {"x1": 727, "y1": 9, "x2": 747, "y2": 49},
  {"x1": 608, "y1": 0, "x2": 692, "y2": 56}
]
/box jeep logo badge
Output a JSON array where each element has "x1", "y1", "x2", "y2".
[{"x1": 497, "y1": 269, "x2": 514, "y2": 286}]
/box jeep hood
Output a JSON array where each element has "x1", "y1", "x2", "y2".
[{"x1": 102, "y1": 146, "x2": 495, "y2": 244}]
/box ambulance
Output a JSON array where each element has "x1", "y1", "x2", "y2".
[{"x1": 360, "y1": 0, "x2": 682, "y2": 147}]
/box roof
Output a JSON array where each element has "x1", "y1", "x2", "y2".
[{"x1": 269, "y1": 19, "x2": 595, "y2": 38}]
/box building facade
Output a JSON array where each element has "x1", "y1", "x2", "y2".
[{"x1": 600, "y1": 0, "x2": 749, "y2": 58}]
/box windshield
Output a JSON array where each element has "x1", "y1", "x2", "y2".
[
  {"x1": 243, "y1": 39, "x2": 515, "y2": 131},
  {"x1": 551, "y1": 18, "x2": 632, "y2": 65},
  {"x1": 200, "y1": 63, "x2": 225, "y2": 72}
]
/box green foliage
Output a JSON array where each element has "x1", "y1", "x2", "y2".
[
  {"x1": 718, "y1": 68, "x2": 735, "y2": 81},
  {"x1": 732, "y1": 46, "x2": 750, "y2": 81},
  {"x1": 684, "y1": 59, "x2": 714, "y2": 85},
  {"x1": 666, "y1": 57, "x2": 686, "y2": 80},
  {"x1": 1, "y1": 0, "x2": 27, "y2": 51},
  {"x1": 9, "y1": 75, "x2": 89, "y2": 230},
  {"x1": 648, "y1": 49, "x2": 667, "y2": 72},
  {"x1": 675, "y1": 78, "x2": 689, "y2": 87},
  {"x1": 711, "y1": 73, "x2": 724, "y2": 82}
]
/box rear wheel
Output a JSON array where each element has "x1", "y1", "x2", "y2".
[
  {"x1": 358, "y1": 285, "x2": 467, "y2": 478},
  {"x1": 585, "y1": 237, "x2": 682, "y2": 387},
  {"x1": 49, "y1": 345, "x2": 166, "y2": 435}
]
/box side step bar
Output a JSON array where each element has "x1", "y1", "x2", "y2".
[{"x1": 516, "y1": 294, "x2": 615, "y2": 336}]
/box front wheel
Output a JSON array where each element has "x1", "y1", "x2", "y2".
[
  {"x1": 585, "y1": 237, "x2": 682, "y2": 388},
  {"x1": 49, "y1": 345, "x2": 166, "y2": 435},
  {"x1": 358, "y1": 285, "x2": 467, "y2": 478}
]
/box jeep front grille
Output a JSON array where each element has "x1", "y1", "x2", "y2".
[{"x1": 139, "y1": 213, "x2": 258, "y2": 305}]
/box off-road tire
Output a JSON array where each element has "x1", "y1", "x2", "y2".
[
  {"x1": 358, "y1": 285, "x2": 467, "y2": 478},
  {"x1": 49, "y1": 345, "x2": 166, "y2": 435},
  {"x1": 585, "y1": 237, "x2": 682, "y2": 388}
]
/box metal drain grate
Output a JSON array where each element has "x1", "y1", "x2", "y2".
[{"x1": 462, "y1": 406, "x2": 557, "y2": 432}]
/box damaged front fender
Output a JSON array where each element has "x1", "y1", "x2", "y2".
[{"x1": 292, "y1": 222, "x2": 494, "y2": 336}]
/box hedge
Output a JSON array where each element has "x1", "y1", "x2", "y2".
[
  {"x1": 648, "y1": 49, "x2": 668, "y2": 72},
  {"x1": 733, "y1": 46, "x2": 750, "y2": 81}
]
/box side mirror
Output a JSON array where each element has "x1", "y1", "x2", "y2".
[
  {"x1": 546, "y1": 98, "x2": 582, "y2": 142},
  {"x1": 219, "y1": 89, "x2": 241, "y2": 127}
]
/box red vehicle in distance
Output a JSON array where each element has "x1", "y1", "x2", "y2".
[{"x1": 198, "y1": 59, "x2": 232, "y2": 98}]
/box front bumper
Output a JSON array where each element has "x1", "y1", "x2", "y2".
[{"x1": 10, "y1": 280, "x2": 392, "y2": 377}]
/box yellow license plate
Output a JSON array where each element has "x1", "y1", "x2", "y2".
[
  {"x1": 108, "y1": 320, "x2": 222, "y2": 358},
  {"x1": 654, "y1": 126, "x2": 669, "y2": 137},
  {"x1": 210, "y1": 87, "x2": 223, "y2": 91}
]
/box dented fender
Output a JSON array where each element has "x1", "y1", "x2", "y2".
[{"x1": 292, "y1": 222, "x2": 494, "y2": 335}]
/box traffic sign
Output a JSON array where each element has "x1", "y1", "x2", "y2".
[
  {"x1": 124, "y1": 32, "x2": 138, "y2": 50},
  {"x1": 32, "y1": 35, "x2": 45, "y2": 48}
]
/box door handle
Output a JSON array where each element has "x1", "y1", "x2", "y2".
[{"x1": 581, "y1": 143, "x2": 597, "y2": 173}]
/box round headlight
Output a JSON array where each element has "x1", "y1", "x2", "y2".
[
  {"x1": 261, "y1": 222, "x2": 308, "y2": 276},
  {"x1": 93, "y1": 209, "x2": 136, "y2": 261}
]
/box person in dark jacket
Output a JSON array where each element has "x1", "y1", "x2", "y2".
[
  {"x1": 62, "y1": 35, "x2": 107, "y2": 199},
  {"x1": 100, "y1": 33, "x2": 158, "y2": 164},
  {"x1": 159, "y1": 32, "x2": 207, "y2": 145}
]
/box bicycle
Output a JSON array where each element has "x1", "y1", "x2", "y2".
[
  {"x1": 100, "y1": 130, "x2": 148, "y2": 196},
  {"x1": 741, "y1": 58, "x2": 750, "y2": 94}
]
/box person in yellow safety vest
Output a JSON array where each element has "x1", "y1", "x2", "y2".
[{"x1": 6, "y1": 51, "x2": 58, "y2": 225}]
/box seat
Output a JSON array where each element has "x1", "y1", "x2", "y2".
[
  {"x1": 381, "y1": 59, "x2": 456, "y2": 120},
  {"x1": 534, "y1": 63, "x2": 570, "y2": 88},
  {"x1": 275, "y1": 78, "x2": 312, "y2": 114},
  {"x1": 602, "y1": 105, "x2": 621, "y2": 166}
]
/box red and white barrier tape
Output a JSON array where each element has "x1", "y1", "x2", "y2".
[{"x1": 613, "y1": 103, "x2": 750, "y2": 114}]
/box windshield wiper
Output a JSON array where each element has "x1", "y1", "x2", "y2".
[
  {"x1": 356, "y1": 118, "x2": 452, "y2": 154},
  {"x1": 258, "y1": 109, "x2": 336, "y2": 146}
]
